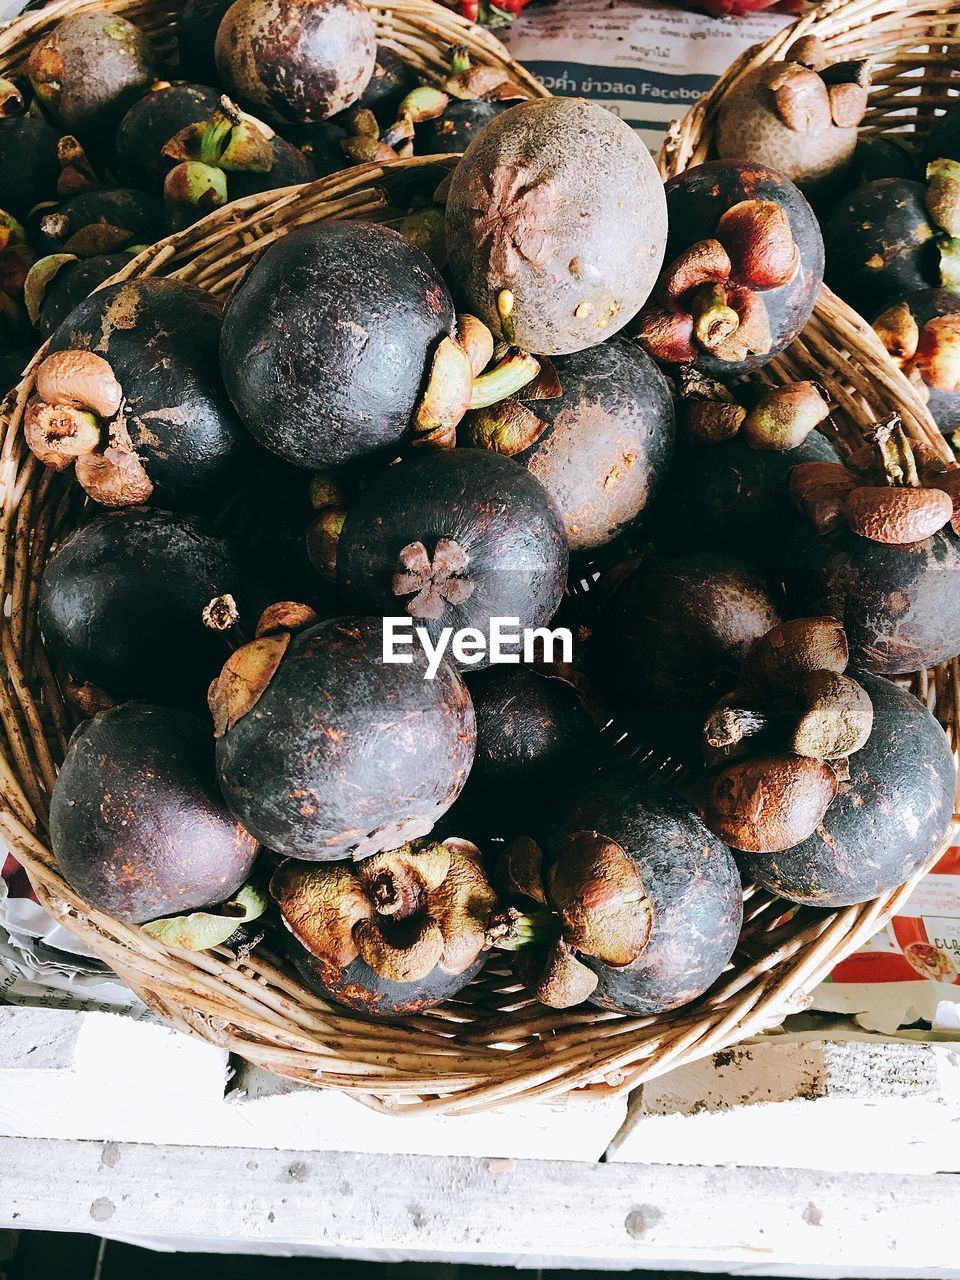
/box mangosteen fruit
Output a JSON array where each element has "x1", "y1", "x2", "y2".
[
  {"x1": 848, "y1": 135, "x2": 918, "y2": 188},
  {"x1": 214, "y1": 0, "x2": 376, "y2": 124},
  {"x1": 159, "y1": 96, "x2": 315, "y2": 231},
  {"x1": 872, "y1": 289, "x2": 960, "y2": 438},
  {"x1": 592, "y1": 551, "x2": 782, "y2": 719},
  {"x1": 271, "y1": 837, "x2": 497, "y2": 1015},
  {"x1": 461, "y1": 337, "x2": 675, "y2": 551},
  {"x1": 336, "y1": 449, "x2": 569, "y2": 666},
  {"x1": 220, "y1": 220, "x2": 457, "y2": 468},
  {"x1": 50, "y1": 702, "x2": 259, "y2": 925},
  {"x1": 783, "y1": 423, "x2": 960, "y2": 674},
  {"x1": 0, "y1": 211, "x2": 33, "y2": 334},
  {"x1": 27, "y1": 277, "x2": 251, "y2": 508},
  {"x1": 355, "y1": 46, "x2": 418, "y2": 119},
  {"x1": 24, "y1": 252, "x2": 131, "y2": 338},
  {"x1": 923, "y1": 104, "x2": 960, "y2": 167},
  {"x1": 277, "y1": 118, "x2": 348, "y2": 175},
  {"x1": 500, "y1": 780, "x2": 743, "y2": 1013},
  {"x1": 35, "y1": 187, "x2": 164, "y2": 257},
  {"x1": 444, "y1": 97, "x2": 668, "y2": 356},
  {"x1": 459, "y1": 665, "x2": 597, "y2": 840},
  {"x1": 39, "y1": 506, "x2": 265, "y2": 707},
  {"x1": 0, "y1": 344, "x2": 31, "y2": 400},
  {"x1": 650, "y1": 425, "x2": 841, "y2": 565},
  {"x1": 740, "y1": 672, "x2": 955, "y2": 906},
  {"x1": 115, "y1": 82, "x2": 222, "y2": 193},
  {"x1": 212, "y1": 613, "x2": 476, "y2": 860},
  {"x1": 715, "y1": 42, "x2": 870, "y2": 199},
  {"x1": 0, "y1": 116, "x2": 61, "y2": 217},
  {"x1": 823, "y1": 177, "x2": 947, "y2": 313},
  {"x1": 421, "y1": 98, "x2": 507, "y2": 154},
  {"x1": 28, "y1": 13, "x2": 155, "y2": 136},
  {"x1": 178, "y1": 0, "x2": 234, "y2": 83},
  {"x1": 636, "y1": 160, "x2": 825, "y2": 379},
  {"x1": 783, "y1": 507, "x2": 960, "y2": 674}
]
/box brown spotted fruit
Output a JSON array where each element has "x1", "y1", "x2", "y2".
[
  {"x1": 444, "y1": 97, "x2": 668, "y2": 355},
  {"x1": 27, "y1": 278, "x2": 251, "y2": 509},
  {"x1": 824, "y1": 162, "x2": 960, "y2": 314},
  {"x1": 215, "y1": 0, "x2": 376, "y2": 124},
  {"x1": 50, "y1": 703, "x2": 258, "y2": 925},
  {"x1": 740, "y1": 672, "x2": 955, "y2": 906},
  {"x1": 715, "y1": 41, "x2": 870, "y2": 200},
  {"x1": 212, "y1": 614, "x2": 476, "y2": 861},
  {"x1": 501, "y1": 779, "x2": 742, "y2": 1014},
  {"x1": 271, "y1": 837, "x2": 497, "y2": 1016},
  {"x1": 636, "y1": 160, "x2": 824, "y2": 379},
  {"x1": 461, "y1": 337, "x2": 675, "y2": 551},
  {"x1": 28, "y1": 13, "x2": 155, "y2": 137}
]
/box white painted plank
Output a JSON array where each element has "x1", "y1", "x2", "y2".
[
  {"x1": 608, "y1": 1038, "x2": 960, "y2": 1174},
  {"x1": 0, "y1": 1005, "x2": 626, "y2": 1160},
  {"x1": 3, "y1": 1135, "x2": 960, "y2": 1276}
]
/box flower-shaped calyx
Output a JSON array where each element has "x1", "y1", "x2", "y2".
[
  {"x1": 494, "y1": 831, "x2": 652, "y2": 1009},
  {"x1": 271, "y1": 837, "x2": 498, "y2": 986},
  {"x1": 636, "y1": 198, "x2": 802, "y2": 365}
]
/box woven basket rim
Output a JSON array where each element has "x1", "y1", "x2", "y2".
[{"x1": 1, "y1": 0, "x2": 959, "y2": 1114}]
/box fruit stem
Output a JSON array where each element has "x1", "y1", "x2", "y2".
[
  {"x1": 469, "y1": 351, "x2": 540, "y2": 409},
  {"x1": 486, "y1": 906, "x2": 558, "y2": 951},
  {"x1": 868, "y1": 414, "x2": 920, "y2": 488},
  {"x1": 689, "y1": 283, "x2": 740, "y2": 350},
  {"x1": 450, "y1": 45, "x2": 471, "y2": 75}
]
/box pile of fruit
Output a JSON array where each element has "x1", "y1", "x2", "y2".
[
  {"x1": 0, "y1": 0, "x2": 533, "y2": 385},
  {"x1": 5, "y1": 10, "x2": 959, "y2": 1029}
]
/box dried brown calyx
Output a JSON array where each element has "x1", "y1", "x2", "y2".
[
  {"x1": 0, "y1": 211, "x2": 33, "y2": 318},
  {"x1": 271, "y1": 837, "x2": 498, "y2": 984},
  {"x1": 494, "y1": 831, "x2": 652, "y2": 1010},
  {"x1": 741, "y1": 616, "x2": 849, "y2": 693},
  {"x1": 676, "y1": 369, "x2": 746, "y2": 444},
  {"x1": 23, "y1": 349, "x2": 154, "y2": 505},
  {"x1": 700, "y1": 616, "x2": 873, "y2": 851},
  {"x1": 787, "y1": 670, "x2": 874, "y2": 760},
  {"x1": 702, "y1": 753, "x2": 838, "y2": 853},
  {"x1": 788, "y1": 459, "x2": 859, "y2": 534},
  {"x1": 770, "y1": 44, "x2": 870, "y2": 132},
  {"x1": 342, "y1": 106, "x2": 401, "y2": 163},
  {"x1": 55, "y1": 135, "x2": 98, "y2": 197},
  {"x1": 392, "y1": 538, "x2": 475, "y2": 621},
  {"x1": 840, "y1": 416, "x2": 953, "y2": 545},
  {"x1": 874, "y1": 300, "x2": 960, "y2": 395},
  {"x1": 741, "y1": 381, "x2": 831, "y2": 451},
  {"x1": 637, "y1": 199, "x2": 798, "y2": 366},
  {"x1": 208, "y1": 601, "x2": 317, "y2": 737}
]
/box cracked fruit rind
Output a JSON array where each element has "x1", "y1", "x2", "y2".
[
  {"x1": 39, "y1": 507, "x2": 265, "y2": 707},
  {"x1": 444, "y1": 97, "x2": 668, "y2": 355},
  {"x1": 739, "y1": 672, "x2": 955, "y2": 907},
  {"x1": 50, "y1": 703, "x2": 258, "y2": 925},
  {"x1": 337, "y1": 450, "x2": 568, "y2": 668},
  {"x1": 214, "y1": 616, "x2": 476, "y2": 861},
  {"x1": 271, "y1": 837, "x2": 496, "y2": 1015},
  {"x1": 541, "y1": 779, "x2": 743, "y2": 1014},
  {"x1": 220, "y1": 221, "x2": 455, "y2": 468}
]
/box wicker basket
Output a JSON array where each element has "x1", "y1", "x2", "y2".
[
  {"x1": 659, "y1": 0, "x2": 960, "y2": 464},
  {"x1": 2, "y1": 144, "x2": 958, "y2": 1113},
  {"x1": 0, "y1": 0, "x2": 547, "y2": 99}
]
